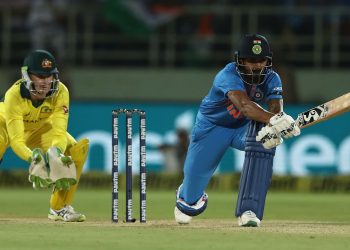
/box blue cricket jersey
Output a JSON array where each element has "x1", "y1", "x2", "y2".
[{"x1": 199, "y1": 62, "x2": 283, "y2": 128}]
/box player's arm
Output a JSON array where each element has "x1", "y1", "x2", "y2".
[
  {"x1": 4, "y1": 93, "x2": 32, "y2": 161},
  {"x1": 50, "y1": 83, "x2": 70, "y2": 152},
  {"x1": 227, "y1": 90, "x2": 278, "y2": 123},
  {"x1": 7, "y1": 119, "x2": 32, "y2": 161}
]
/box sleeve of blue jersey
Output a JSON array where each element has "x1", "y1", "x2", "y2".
[
  {"x1": 265, "y1": 73, "x2": 283, "y2": 101},
  {"x1": 219, "y1": 74, "x2": 245, "y2": 98}
]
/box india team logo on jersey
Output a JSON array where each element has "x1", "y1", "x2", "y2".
[{"x1": 253, "y1": 89, "x2": 264, "y2": 101}]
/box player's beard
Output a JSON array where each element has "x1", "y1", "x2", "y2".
[
  {"x1": 241, "y1": 69, "x2": 264, "y2": 85},
  {"x1": 251, "y1": 70, "x2": 263, "y2": 85}
]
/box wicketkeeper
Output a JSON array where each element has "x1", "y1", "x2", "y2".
[
  {"x1": 174, "y1": 34, "x2": 300, "y2": 227},
  {"x1": 0, "y1": 50, "x2": 89, "y2": 222}
]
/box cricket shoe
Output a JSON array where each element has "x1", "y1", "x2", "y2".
[
  {"x1": 48, "y1": 205, "x2": 86, "y2": 222},
  {"x1": 174, "y1": 184, "x2": 192, "y2": 224},
  {"x1": 174, "y1": 184, "x2": 209, "y2": 224},
  {"x1": 238, "y1": 210, "x2": 261, "y2": 227},
  {"x1": 174, "y1": 206, "x2": 192, "y2": 224}
]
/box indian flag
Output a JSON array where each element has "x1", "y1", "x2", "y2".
[{"x1": 253, "y1": 40, "x2": 261, "y2": 44}]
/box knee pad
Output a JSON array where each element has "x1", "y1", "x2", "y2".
[
  {"x1": 176, "y1": 185, "x2": 208, "y2": 216},
  {"x1": 235, "y1": 121, "x2": 275, "y2": 220}
]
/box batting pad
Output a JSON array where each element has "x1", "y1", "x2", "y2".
[{"x1": 235, "y1": 121, "x2": 276, "y2": 220}]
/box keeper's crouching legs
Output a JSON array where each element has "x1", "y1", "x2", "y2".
[
  {"x1": 50, "y1": 138, "x2": 89, "y2": 210},
  {"x1": 0, "y1": 115, "x2": 9, "y2": 165},
  {"x1": 235, "y1": 121, "x2": 276, "y2": 226}
]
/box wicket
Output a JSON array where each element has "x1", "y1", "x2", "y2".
[{"x1": 112, "y1": 108, "x2": 146, "y2": 223}]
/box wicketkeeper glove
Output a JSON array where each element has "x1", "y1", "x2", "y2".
[
  {"x1": 46, "y1": 147, "x2": 77, "y2": 191},
  {"x1": 51, "y1": 147, "x2": 73, "y2": 166},
  {"x1": 28, "y1": 148, "x2": 53, "y2": 189}
]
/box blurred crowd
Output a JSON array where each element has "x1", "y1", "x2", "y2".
[
  {"x1": 0, "y1": 0, "x2": 350, "y2": 68},
  {"x1": 0, "y1": 0, "x2": 349, "y2": 104}
]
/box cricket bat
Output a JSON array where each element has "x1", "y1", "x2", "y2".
[{"x1": 296, "y1": 92, "x2": 350, "y2": 129}]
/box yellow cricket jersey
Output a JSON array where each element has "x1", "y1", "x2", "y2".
[{"x1": 0, "y1": 80, "x2": 70, "y2": 161}]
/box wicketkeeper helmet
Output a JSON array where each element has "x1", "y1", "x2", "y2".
[{"x1": 21, "y1": 50, "x2": 60, "y2": 97}]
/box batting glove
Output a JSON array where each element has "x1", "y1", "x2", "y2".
[
  {"x1": 269, "y1": 112, "x2": 301, "y2": 139},
  {"x1": 256, "y1": 126, "x2": 283, "y2": 149}
]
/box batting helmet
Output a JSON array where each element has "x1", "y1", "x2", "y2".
[
  {"x1": 235, "y1": 34, "x2": 272, "y2": 60},
  {"x1": 235, "y1": 34, "x2": 273, "y2": 85}
]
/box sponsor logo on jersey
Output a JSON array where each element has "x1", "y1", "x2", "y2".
[
  {"x1": 272, "y1": 86, "x2": 282, "y2": 91},
  {"x1": 225, "y1": 100, "x2": 243, "y2": 119},
  {"x1": 271, "y1": 86, "x2": 283, "y2": 96},
  {"x1": 23, "y1": 119, "x2": 39, "y2": 123}
]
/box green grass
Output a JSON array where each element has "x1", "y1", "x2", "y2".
[{"x1": 1, "y1": 188, "x2": 350, "y2": 250}]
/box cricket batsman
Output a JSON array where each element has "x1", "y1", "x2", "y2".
[
  {"x1": 0, "y1": 49, "x2": 89, "y2": 222},
  {"x1": 174, "y1": 34, "x2": 300, "y2": 227}
]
